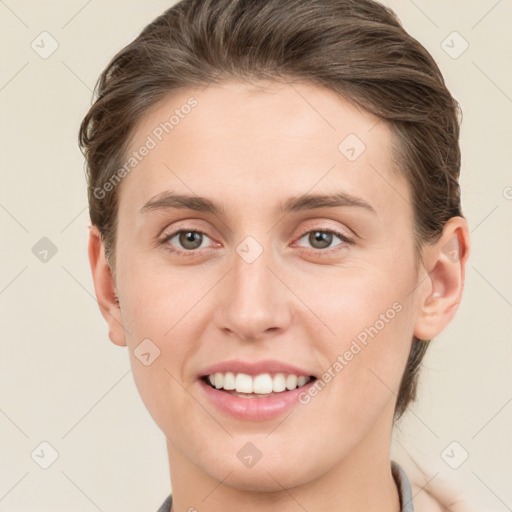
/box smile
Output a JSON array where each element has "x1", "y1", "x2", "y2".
[
  {"x1": 203, "y1": 372, "x2": 314, "y2": 396},
  {"x1": 199, "y1": 372, "x2": 317, "y2": 421}
]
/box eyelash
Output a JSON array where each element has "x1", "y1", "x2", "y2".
[{"x1": 160, "y1": 226, "x2": 354, "y2": 257}]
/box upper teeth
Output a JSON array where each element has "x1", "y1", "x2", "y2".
[{"x1": 207, "y1": 372, "x2": 311, "y2": 394}]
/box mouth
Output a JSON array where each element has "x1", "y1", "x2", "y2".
[
  {"x1": 197, "y1": 360, "x2": 319, "y2": 420},
  {"x1": 200, "y1": 372, "x2": 317, "y2": 398}
]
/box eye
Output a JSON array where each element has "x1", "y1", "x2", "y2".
[
  {"x1": 160, "y1": 226, "x2": 353, "y2": 257},
  {"x1": 161, "y1": 228, "x2": 213, "y2": 254},
  {"x1": 295, "y1": 228, "x2": 353, "y2": 252}
]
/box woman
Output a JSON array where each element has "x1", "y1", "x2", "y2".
[{"x1": 80, "y1": 0, "x2": 474, "y2": 510}]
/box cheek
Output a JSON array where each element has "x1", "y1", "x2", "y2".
[
  {"x1": 117, "y1": 254, "x2": 211, "y2": 339},
  {"x1": 116, "y1": 260, "x2": 215, "y2": 432},
  {"x1": 299, "y1": 264, "x2": 416, "y2": 412}
]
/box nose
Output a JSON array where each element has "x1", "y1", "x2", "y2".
[{"x1": 214, "y1": 240, "x2": 293, "y2": 342}]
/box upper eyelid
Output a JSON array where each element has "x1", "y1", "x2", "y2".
[
  {"x1": 159, "y1": 223, "x2": 351, "y2": 239},
  {"x1": 160, "y1": 225, "x2": 210, "y2": 240},
  {"x1": 159, "y1": 219, "x2": 212, "y2": 240},
  {"x1": 159, "y1": 217, "x2": 355, "y2": 238},
  {"x1": 295, "y1": 225, "x2": 353, "y2": 240}
]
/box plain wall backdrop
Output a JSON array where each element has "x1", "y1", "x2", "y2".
[{"x1": 1, "y1": 0, "x2": 511, "y2": 511}]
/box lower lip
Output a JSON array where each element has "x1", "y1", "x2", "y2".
[{"x1": 198, "y1": 378, "x2": 316, "y2": 421}]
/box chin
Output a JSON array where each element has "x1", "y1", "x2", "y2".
[
  {"x1": 201, "y1": 452, "x2": 320, "y2": 493},
  {"x1": 219, "y1": 467, "x2": 307, "y2": 493}
]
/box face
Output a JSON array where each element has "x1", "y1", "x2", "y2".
[{"x1": 108, "y1": 81, "x2": 426, "y2": 490}]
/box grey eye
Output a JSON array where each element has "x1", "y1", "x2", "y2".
[{"x1": 297, "y1": 230, "x2": 345, "y2": 250}]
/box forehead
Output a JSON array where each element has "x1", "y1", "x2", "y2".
[{"x1": 118, "y1": 80, "x2": 410, "y2": 222}]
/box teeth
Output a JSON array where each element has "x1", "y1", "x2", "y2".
[
  {"x1": 235, "y1": 373, "x2": 253, "y2": 393},
  {"x1": 297, "y1": 376, "x2": 308, "y2": 387},
  {"x1": 206, "y1": 372, "x2": 312, "y2": 394},
  {"x1": 272, "y1": 373, "x2": 287, "y2": 392},
  {"x1": 286, "y1": 374, "x2": 297, "y2": 390},
  {"x1": 223, "y1": 372, "x2": 236, "y2": 390}
]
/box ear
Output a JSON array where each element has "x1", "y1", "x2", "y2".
[
  {"x1": 413, "y1": 216, "x2": 470, "y2": 341},
  {"x1": 88, "y1": 225, "x2": 127, "y2": 347}
]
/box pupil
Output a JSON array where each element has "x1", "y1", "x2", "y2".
[
  {"x1": 181, "y1": 231, "x2": 202, "y2": 249},
  {"x1": 311, "y1": 231, "x2": 331, "y2": 249}
]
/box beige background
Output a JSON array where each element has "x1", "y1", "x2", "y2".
[{"x1": 0, "y1": 0, "x2": 511, "y2": 510}]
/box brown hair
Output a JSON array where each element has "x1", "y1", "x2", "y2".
[{"x1": 79, "y1": 0, "x2": 462, "y2": 421}]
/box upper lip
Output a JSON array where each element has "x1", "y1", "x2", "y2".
[{"x1": 199, "y1": 359, "x2": 316, "y2": 379}]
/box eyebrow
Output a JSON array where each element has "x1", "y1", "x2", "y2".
[
  {"x1": 139, "y1": 191, "x2": 376, "y2": 216},
  {"x1": 279, "y1": 191, "x2": 376, "y2": 215}
]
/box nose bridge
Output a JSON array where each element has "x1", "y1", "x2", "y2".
[{"x1": 217, "y1": 234, "x2": 291, "y2": 340}]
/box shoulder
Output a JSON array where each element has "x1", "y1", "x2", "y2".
[
  {"x1": 410, "y1": 477, "x2": 480, "y2": 512},
  {"x1": 411, "y1": 482, "x2": 445, "y2": 512},
  {"x1": 391, "y1": 447, "x2": 480, "y2": 512}
]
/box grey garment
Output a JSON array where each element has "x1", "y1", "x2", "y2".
[
  {"x1": 156, "y1": 460, "x2": 414, "y2": 512},
  {"x1": 392, "y1": 460, "x2": 415, "y2": 512},
  {"x1": 156, "y1": 493, "x2": 172, "y2": 512}
]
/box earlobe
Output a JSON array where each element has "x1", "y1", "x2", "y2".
[
  {"x1": 413, "y1": 217, "x2": 470, "y2": 341},
  {"x1": 88, "y1": 225, "x2": 127, "y2": 347}
]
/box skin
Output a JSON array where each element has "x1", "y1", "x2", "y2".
[{"x1": 88, "y1": 80, "x2": 469, "y2": 512}]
